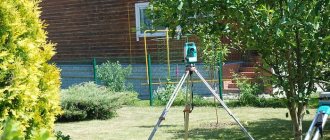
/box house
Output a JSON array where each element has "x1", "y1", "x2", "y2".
[{"x1": 40, "y1": 0, "x2": 267, "y2": 98}]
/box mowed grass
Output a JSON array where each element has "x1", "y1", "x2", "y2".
[{"x1": 55, "y1": 106, "x2": 330, "y2": 140}]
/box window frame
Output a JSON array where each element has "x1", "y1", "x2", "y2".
[{"x1": 135, "y1": 2, "x2": 165, "y2": 41}]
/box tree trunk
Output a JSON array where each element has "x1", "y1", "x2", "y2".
[
  {"x1": 288, "y1": 102, "x2": 306, "y2": 140},
  {"x1": 293, "y1": 117, "x2": 303, "y2": 140}
]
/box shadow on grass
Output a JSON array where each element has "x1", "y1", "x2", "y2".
[{"x1": 163, "y1": 118, "x2": 330, "y2": 140}]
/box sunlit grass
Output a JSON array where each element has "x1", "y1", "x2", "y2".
[{"x1": 55, "y1": 106, "x2": 327, "y2": 140}]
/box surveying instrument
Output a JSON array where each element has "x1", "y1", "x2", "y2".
[
  {"x1": 148, "y1": 42, "x2": 254, "y2": 140},
  {"x1": 305, "y1": 92, "x2": 330, "y2": 140}
]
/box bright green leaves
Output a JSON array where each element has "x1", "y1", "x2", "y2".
[
  {"x1": 1, "y1": 118, "x2": 56, "y2": 140},
  {"x1": 324, "y1": 35, "x2": 330, "y2": 43},
  {"x1": 1, "y1": 119, "x2": 24, "y2": 140}
]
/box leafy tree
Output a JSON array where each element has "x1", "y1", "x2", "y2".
[
  {"x1": 148, "y1": 0, "x2": 330, "y2": 139},
  {"x1": 0, "y1": 0, "x2": 61, "y2": 138}
]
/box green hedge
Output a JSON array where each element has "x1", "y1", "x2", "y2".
[
  {"x1": 57, "y1": 82, "x2": 138, "y2": 122},
  {"x1": 226, "y1": 97, "x2": 286, "y2": 108},
  {"x1": 152, "y1": 83, "x2": 288, "y2": 108}
]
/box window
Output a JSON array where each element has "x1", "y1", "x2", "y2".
[{"x1": 135, "y1": 2, "x2": 165, "y2": 41}]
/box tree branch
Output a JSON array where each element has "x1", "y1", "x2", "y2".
[{"x1": 295, "y1": 28, "x2": 304, "y2": 98}]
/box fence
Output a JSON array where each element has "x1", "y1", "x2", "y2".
[
  {"x1": 56, "y1": 58, "x2": 224, "y2": 99},
  {"x1": 54, "y1": 34, "x2": 246, "y2": 99}
]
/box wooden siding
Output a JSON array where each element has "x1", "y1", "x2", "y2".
[
  {"x1": 41, "y1": 0, "x2": 142, "y2": 63},
  {"x1": 40, "y1": 0, "x2": 242, "y2": 64}
]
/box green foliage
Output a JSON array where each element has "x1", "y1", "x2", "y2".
[
  {"x1": 232, "y1": 74, "x2": 286, "y2": 108},
  {"x1": 0, "y1": 0, "x2": 61, "y2": 139},
  {"x1": 226, "y1": 98, "x2": 286, "y2": 108},
  {"x1": 320, "y1": 66, "x2": 330, "y2": 91},
  {"x1": 96, "y1": 61, "x2": 132, "y2": 92},
  {"x1": 233, "y1": 73, "x2": 262, "y2": 106},
  {"x1": 153, "y1": 84, "x2": 214, "y2": 106},
  {"x1": 153, "y1": 84, "x2": 185, "y2": 106},
  {"x1": 1, "y1": 119, "x2": 24, "y2": 140},
  {"x1": 235, "y1": 75, "x2": 262, "y2": 95},
  {"x1": 58, "y1": 82, "x2": 138, "y2": 122},
  {"x1": 148, "y1": 0, "x2": 330, "y2": 98},
  {"x1": 1, "y1": 119, "x2": 56, "y2": 140},
  {"x1": 147, "y1": 3, "x2": 229, "y2": 67},
  {"x1": 148, "y1": 0, "x2": 329, "y2": 138},
  {"x1": 55, "y1": 131, "x2": 70, "y2": 140},
  {"x1": 308, "y1": 97, "x2": 319, "y2": 109}
]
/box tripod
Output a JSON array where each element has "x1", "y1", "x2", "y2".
[{"x1": 148, "y1": 65, "x2": 254, "y2": 140}]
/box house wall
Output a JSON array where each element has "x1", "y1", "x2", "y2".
[
  {"x1": 40, "y1": 0, "x2": 242, "y2": 64},
  {"x1": 41, "y1": 0, "x2": 146, "y2": 63},
  {"x1": 40, "y1": 0, "x2": 267, "y2": 95}
]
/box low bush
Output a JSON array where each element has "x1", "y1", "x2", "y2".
[
  {"x1": 234, "y1": 74, "x2": 262, "y2": 106},
  {"x1": 150, "y1": 78, "x2": 287, "y2": 108},
  {"x1": 57, "y1": 82, "x2": 138, "y2": 122},
  {"x1": 55, "y1": 131, "x2": 70, "y2": 140},
  {"x1": 226, "y1": 97, "x2": 286, "y2": 108},
  {"x1": 153, "y1": 84, "x2": 215, "y2": 106},
  {"x1": 230, "y1": 74, "x2": 287, "y2": 108}
]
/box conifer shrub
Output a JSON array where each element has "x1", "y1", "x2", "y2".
[
  {"x1": 58, "y1": 82, "x2": 138, "y2": 122},
  {"x1": 0, "y1": 0, "x2": 61, "y2": 138}
]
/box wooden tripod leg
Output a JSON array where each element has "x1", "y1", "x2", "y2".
[
  {"x1": 184, "y1": 72, "x2": 193, "y2": 140},
  {"x1": 184, "y1": 105, "x2": 190, "y2": 140}
]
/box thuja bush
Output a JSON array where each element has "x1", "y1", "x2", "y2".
[
  {"x1": 58, "y1": 82, "x2": 138, "y2": 122},
  {"x1": 0, "y1": 0, "x2": 61, "y2": 139}
]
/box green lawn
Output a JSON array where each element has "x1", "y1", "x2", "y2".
[{"x1": 55, "y1": 106, "x2": 328, "y2": 140}]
